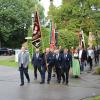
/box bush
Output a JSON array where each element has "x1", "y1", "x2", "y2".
[
  {"x1": 95, "y1": 67, "x2": 100, "y2": 75},
  {"x1": 58, "y1": 29, "x2": 89, "y2": 49},
  {"x1": 58, "y1": 29, "x2": 79, "y2": 49}
]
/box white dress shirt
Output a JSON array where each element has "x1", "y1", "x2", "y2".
[
  {"x1": 88, "y1": 49, "x2": 94, "y2": 59},
  {"x1": 79, "y1": 50, "x2": 82, "y2": 59}
]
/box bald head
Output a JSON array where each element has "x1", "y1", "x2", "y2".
[
  {"x1": 36, "y1": 48, "x2": 39, "y2": 53},
  {"x1": 64, "y1": 48, "x2": 68, "y2": 54},
  {"x1": 21, "y1": 46, "x2": 26, "y2": 52},
  {"x1": 46, "y1": 48, "x2": 50, "y2": 54}
]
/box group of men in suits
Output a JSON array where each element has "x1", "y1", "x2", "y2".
[
  {"x1": 18, "y1": 46, "x2": 72, "y2": 86},
  {"x1": 18, "y1": 46, "x2": 99, "y2": 86},
  {"x1": 31, "y1": 48, "x2": 72, "y2": 85}
]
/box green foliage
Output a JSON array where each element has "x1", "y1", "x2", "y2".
[
  {"x1": 27, "y1": 27, "x2": 34, "y2": 58},
  {"x1": 0, "y1": 59, "x2": 17, "y2": 67},
  {"x1": 84, "y1": 96, "x2": 100, "y2": 100},
  {"x1": 98, "y1": 34, "x2": 100, "y2": 45},
  {"x1": 41, "y1": 27, "x2": 50, "y2": 50},
  {"x1": 0, "y1": 59, "x2": 33, "y2": 69},
  {"x1": 84, "y1": 33, "x2": 88, "y2": 47},
  {"x1": 48, "y1": 0, "x2": 100, "y2": 48},
  {"x1": 58, "y1": 29, "x2": 79, "y2": 49},
  {"x1": 0, "y1": 0, "x2": 44, "y2": 48}
]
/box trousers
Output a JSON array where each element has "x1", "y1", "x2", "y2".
[{"x1": 19, "y1": 64, "x2": 30, "y2": 84}]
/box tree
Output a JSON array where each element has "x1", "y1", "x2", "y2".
[
  {"x1": 0, "y1": 0, "x2": 44, "y2": 48},
  {"x1": 48, "y1": 0, "x2": 100, "y2": 48}
]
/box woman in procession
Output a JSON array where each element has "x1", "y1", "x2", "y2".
[{"x1": 72, "y1": 48, "x2": 80, "y2": 78}]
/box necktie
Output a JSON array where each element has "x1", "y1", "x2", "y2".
[
  {"x1": 36, "y1": 53, "x2": 39, "y2": 58},
  {"x1": 56, "y1": 54, "x2": 58, "y2": 59},
  {"x1": 64, "y1": 54, "x2": 66, "y2": 58}
]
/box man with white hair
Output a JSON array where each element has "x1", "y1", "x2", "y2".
[
  {"x1": 18, "y1": 46, "x2": 30, "y2": 86},
  {"x1": 87, "y1": 47, "x2": 94, "y2": 71}
]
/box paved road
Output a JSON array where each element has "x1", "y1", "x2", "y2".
[{"x1": 0, "y1": 66, "x2": 100, "y2": 100}]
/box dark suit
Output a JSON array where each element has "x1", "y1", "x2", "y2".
[
  {"x1": 46, "y1": 52, "x2": 55, "y2": 83},
  {"x1": 41, "y1": 53, "x2": 46, "y2": 83},
  {"x1": 32, "y1": 53, "x2": 42, "y2": 79},
  {"x1": 59, "y1": 49, "x2": 63, "y2": 55},
  {"x1": 81, "y1": 49, "x2": 87, "y2": 61},
  {"x1": 80, "y1": 49, "x2": 87, "y2": 71},
  {"x1": 61, "y1": 53, "x2": 72, "y2": 84},
  {"x1": 19, "y1": 65, "x2": 30, "y2": 85},
  {"x1": 54, "y1": 53, "x2": 62, "y2": 83},
  {"x1": 94, "y1": 49, "x2": 99, "y2": 65}
]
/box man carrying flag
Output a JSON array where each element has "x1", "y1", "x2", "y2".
[{"x1": 32, "y1": 11, "x2": 43, "y2": 83}]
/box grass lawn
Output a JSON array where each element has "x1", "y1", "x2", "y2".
[
  {"x1": 83, "y1": 96, "x2": 100, "y2": 100},
  {"x1": 0, "y1": 59, "x2": 33, "y2": 69},
  {"x1": 0, "y1": 59, "x2": 17, "y2": 67}
]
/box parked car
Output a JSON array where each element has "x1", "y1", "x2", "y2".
[{"x1": 0, "y1": 48, "x2": 14, "y2": 56}]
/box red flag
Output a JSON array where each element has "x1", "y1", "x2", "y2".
[
  {"x1": 50, "y1": 21, "x2": 55, "y2": 49},
  {"x1": 32, "y1": 11, "x2": 41, "y2": 48}
]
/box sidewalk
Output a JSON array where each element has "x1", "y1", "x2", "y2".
[{"x1": 0, "y1": 65, "x2": 100, "y2": 100}]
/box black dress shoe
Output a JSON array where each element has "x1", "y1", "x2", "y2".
[
  {"x1": 75, "y1": 75, "x2": 79, "y2": 78},
  {"x1": 65, "y1": 83, "x2": 69, "y2": 86},
  {"x1": 27, "y1": 79, "x2": 30, "y2": 83},
  {"x1": 20, "y1": 83, "x2": 24, "y2": 86},
  {"x1": 62, "y1": 80, "x2": 65, "y2": 84},
  {"x1": 40, "y1": 81, "x2": 45, "y2": 84},
  {"x1": 34, "y1": 78, "x2": 37, "y2": 80},
  {"x1": 47, "y1": 81, "x2": 50, "y2": 84},
  {"x1": 58, "y1": 80, "x2": 61, "y2": 84}
]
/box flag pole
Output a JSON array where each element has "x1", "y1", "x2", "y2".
[
  {"x1": 36, "y1": 3, "x2": 44, "y2": 52},
  {"x1": 38, "y1": 11, "x2": 44, "y2": 52}
]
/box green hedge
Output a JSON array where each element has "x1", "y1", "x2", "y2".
[{"x1": 58, "y1": 29, "x2": 88, "y2": 49}]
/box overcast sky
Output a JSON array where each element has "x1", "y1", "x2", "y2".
[{"x1": 40, "y1": 0, "x2": 62, "y2": 16}]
